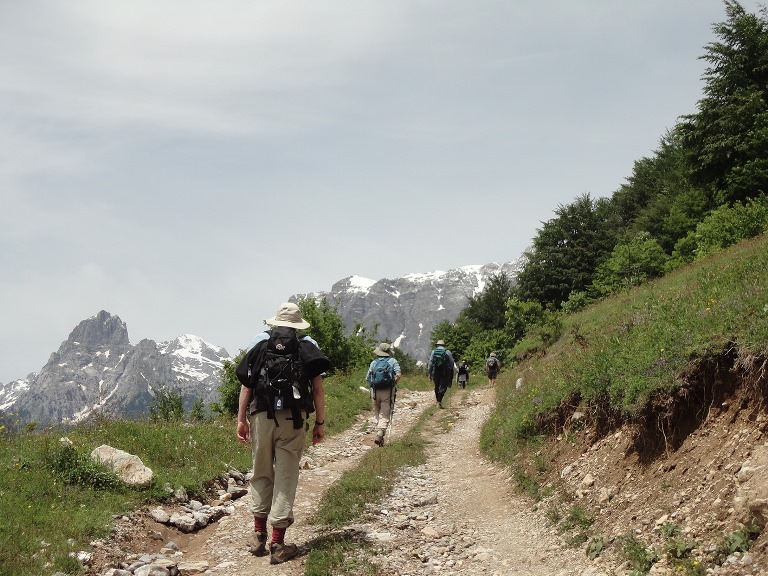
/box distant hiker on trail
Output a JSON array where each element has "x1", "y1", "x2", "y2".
[
  {"x1": 485, "y1": 352, "x2": 501, "y2": 386},
  {"x1": 457, "y1": 359, "x2": 469, "y2": 389},
  {"x1": 365, "y1": 342, "x2": 401, "y2": 447},
  {"x1": 428, "y1": 339, "x2": 455, "y2": 408},
  {"x1": 235, "y1": 302, "x2": 331, "y2": 565}
]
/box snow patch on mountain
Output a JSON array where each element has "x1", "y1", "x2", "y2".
[
  {"x1": 159, "y1": 334, "x2": 231, "y2": 381},
  {"x1": 0, "y1": 378, "x2": 30, "y2": 411},
  {"x1": 347, "y1": 275, "x2": 377, "y2": 293}
]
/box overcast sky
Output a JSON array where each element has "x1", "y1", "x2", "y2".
[{"x1": 1, "y1": 1, "x2": 762, "y2": 382}]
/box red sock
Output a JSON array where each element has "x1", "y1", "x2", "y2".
[
  {"x1": 254, "y1": 516, "x2": 267, "y2": 533},
  {"x1": 271, "y1": 526, "x2": 286, "y2": 544}
]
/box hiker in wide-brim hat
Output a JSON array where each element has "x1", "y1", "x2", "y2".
[
  {"x1": 265, "y1": 302, "x2": 310, "y2": 330},
  {"x1": 235, "y1": 301, "x2": 329, "y2": 565},
  {"x1": 366, "y1": 342, "x2": 401, "y2": 447},
  {"x1": 374, "y1": 342, "x2": 392, "y2": 357}
]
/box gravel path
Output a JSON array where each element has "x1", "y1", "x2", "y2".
[{"x1": 177, "y1": 386, "x2": 598, "y2": 575}]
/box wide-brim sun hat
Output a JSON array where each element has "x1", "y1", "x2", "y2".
[
  {"x1": 374, "y1": 342, "x2": 392, "y2": 357},
  {"x1": 265, "y1": 302, "x2": 311, "y2": 329},
  {"x1": 436, "y1": 340, "x2": 446, "y2": 346}
]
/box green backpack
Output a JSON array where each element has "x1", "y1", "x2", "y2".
[{"x1": 431, "y1": 347, "x2": 449, "y2": 374}]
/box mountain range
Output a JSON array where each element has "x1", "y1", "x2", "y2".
[
  {"x1": 0, "y1": 311, "x2": 229, "y2": 426},
  {"x1": 293, "y1": 258, "x2": 525, "y2": 362},
  {"x1": 0, "y1": 257, "x2": 524, "y2": 425}
]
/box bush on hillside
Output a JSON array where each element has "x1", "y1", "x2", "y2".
[{"x1": 668, "y1": 195, "x2": 768, "y2": 270}]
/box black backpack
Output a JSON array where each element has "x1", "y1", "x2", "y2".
[{"x1": 237, "y1": 327, "x2": 314, "y2": 429}]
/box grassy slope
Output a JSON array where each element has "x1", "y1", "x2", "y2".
[
  {"x1": 481, "y1": 232, "x2": 768, "y2": 467},
  {"x1": 0, "y1": 367, "x2": 377, "y2": 576}
]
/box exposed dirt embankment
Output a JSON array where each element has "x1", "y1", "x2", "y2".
[{"x1": 533, "y1": 355, "x2": 768, "y2": 575}]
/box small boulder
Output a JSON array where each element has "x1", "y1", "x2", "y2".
[
  {"x1": 734, "y1": 444, "x2": 768, "y2": 527},
  {"x1": 90, "y1": 445, "x2": 153, "y2": 487}
]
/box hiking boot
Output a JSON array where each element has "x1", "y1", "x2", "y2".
[
  {"x1": 374, "y1": 434, "x2": 384, "y2": 447},
  {"x1": 249, "y1": 531, "x2": 268, "y2": 556},
  {"x1": 438, "y1": 401, "x2": 443, "y2": 409},
  {"x1": 270, "y1": 542, "x2": 298, "y2": 565}
]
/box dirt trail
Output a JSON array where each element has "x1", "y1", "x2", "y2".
[{"x1": 169, "y1": 386, "x2": 597, "y2": 575}]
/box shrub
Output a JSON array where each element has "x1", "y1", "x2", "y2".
[
  {"x1": 46, "y1": 439, "x2": 122, "y2": 491},
  {"x1": 149, "y1": 387, "x2": 185, "y2": 422},
  {"x1": 619, "y1": 533, "x2": 658, "y2": 574},
  {"x1": 670, "y1": 196, "x2": 768, "y2": 268},
  {"x1": 715, "y1": 524, "x2": 761, "y2": 561},
  {"x1": 558, "y1": 505, "x2": 594, "y2": 532},
  {"x1": 586, "y1": 536, "x2": 604, "y2": 559}
]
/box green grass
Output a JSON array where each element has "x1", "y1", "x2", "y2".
[
  {"x1": 318, "y1": 367, "x2": 376, "y2": 440},
  {"x1": 311, "y1": 385, "x2": 432, "y2": 528},
  {"x1": 304, "y1": 377, "x2": 434, "y2": 574},
  {"x1": 619, "y1": 533, "x2": 659, "y2": 574},
  {"x1": 482, "y1": 233, "x2": 768, "y2": 464},
  {"x1": 304, "y1": 533, "x2": 381, "y2": 576},
  {"x1": 0, "y1": 367, "x2": 384, "y2": 576},
  {"x1": 0, "y1": 416, "x2": 251, "y2": 576}
]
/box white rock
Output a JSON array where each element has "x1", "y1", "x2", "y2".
[
  {"x1": 149, "y1": 507, "x2": 170, "y2": 524},
  {"x1": 581, "y1": 473, "x2": 596, "y2": 488},
  {"x1": 90, "y1": 445, "x2": 153, "y2": 487},
  {"x1": 177, "y1": 560, "x2": 209, "y2": 575}
]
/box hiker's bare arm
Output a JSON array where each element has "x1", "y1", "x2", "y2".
[
  {"x1": 312, "y1": 375, "x2": 325, "y2": 444},
  {"x1": 236, "y1": 386, "x2": 251, "y2": 444}
]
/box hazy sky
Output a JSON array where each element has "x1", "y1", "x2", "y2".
[{"x1": 1, "y1": 1, "x2": 761, "y2": 382}]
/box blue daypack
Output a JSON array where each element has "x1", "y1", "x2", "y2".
[{"x1": 370, "y1": 357, "x2": 396, "y2": 389}]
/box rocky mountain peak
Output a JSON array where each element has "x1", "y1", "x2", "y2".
[
  {"x1": 159, "y1": 334, "x2": 228, "y2": 360},
  {"x1": 66, "y1": 310, "x2": 130, "y2": 349},
  {"x1": 1, "y1": 314, "x2": 229, "y2": 426}
]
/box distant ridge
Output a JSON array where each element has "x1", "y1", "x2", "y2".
[
  {"x1": 293, "y1": 257, "x2": 526, "y2": 362},
  {"x1": 0, "y1": 256, "x2": 526, "y2": 424},
  {"x1": 0, "y1": 311, "x2": 229, "y2": 426}
]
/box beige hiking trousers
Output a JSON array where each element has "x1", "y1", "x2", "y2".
[
  {"x1": 248, "y1": 409, "x2": 306, "y2": 529},
  {"x1": 372, "y1": 387, "x2": 394, "y2": 436}
]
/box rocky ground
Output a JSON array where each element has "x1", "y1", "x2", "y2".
[
  {"x1": 535, "y1": 378, "x2": 768, "y2": 576},
  {"x1": 86, "y1": 379, "x2": 768, "y2": 576}
]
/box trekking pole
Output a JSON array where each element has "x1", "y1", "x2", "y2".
[{"x1": 387, "y1": 388, "x2": 395, "y2": 442}]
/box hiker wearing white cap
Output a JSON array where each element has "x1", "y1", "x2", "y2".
[{"x1": 235, "y1": 302, "x2": 330, "y2": 565}]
